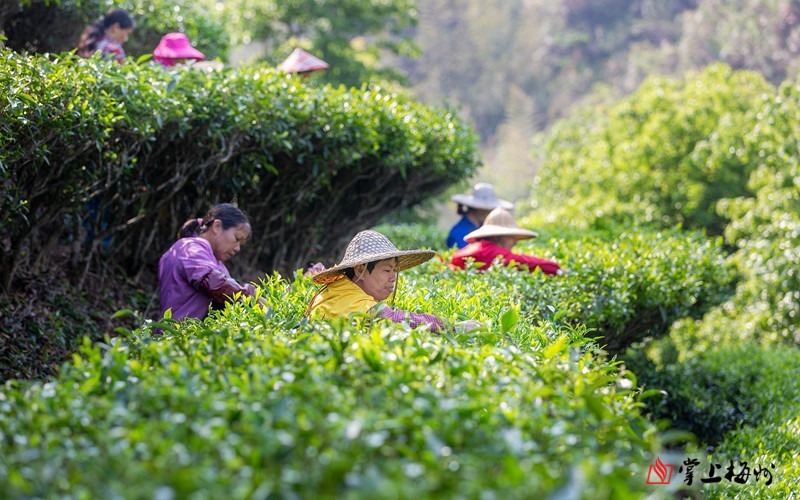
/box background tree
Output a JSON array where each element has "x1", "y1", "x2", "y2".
[
  {"x1": 1, "y1": 0, "x2": 229, "y2": 60},
  {"x1": 524, "y1": 63, "x2": 774, "y2": 235},
  {"x1": 2, "y1": 0, "x2": 416, "y2": 88},
  {"x1": 206, "y1": 0, "x2": 418, "y2": 87}
]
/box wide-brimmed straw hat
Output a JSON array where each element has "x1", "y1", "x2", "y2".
[
  {"x1": 451, "y1": 183, "x2": 513, "y2": 211},
  {"x1": 313, "y1": 230, "x2": 435, "y2": 285},
  {"x1": 464, "y1": 207, "x2": 538, "y2": 242},
  {"x1": 153, "y1": 32, "x2": 206, "y2": 66},
  {"x1": 278, "y1": 48, "x2": 329, "y2": 74}
]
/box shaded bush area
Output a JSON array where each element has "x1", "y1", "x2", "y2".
[
  {"x1": 625, "y1": 342, "x2": 800, "y2": 497},
  {"x1": 626, "y1": 344, "x2": 800, "y2": 446},
  {"x1": 0, "y1": 272, "x2": 660, "y2": 497},
  {"x1": 0, "y1": 269, "x2": 149, "y2": 383},
  {"x1": 708, "y1": 365, "x2": 800, "y2": 498}
]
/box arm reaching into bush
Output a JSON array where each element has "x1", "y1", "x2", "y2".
[{"x1": 158, "y1": 203, "x2": 257, "y2": 320}]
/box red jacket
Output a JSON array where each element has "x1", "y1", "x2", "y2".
[{"x1": 450, "y1": 240, "x2": 561, "y2": 275}]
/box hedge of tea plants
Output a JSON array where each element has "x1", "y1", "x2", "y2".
[
  {"x1": 379, "y1": 222, "x2": 736, "y2": 354},
  {"x1": 0, "y1": 268, "x2": 664, "y2": 497},
  {"x1": 0, "y1": 49, "x2": 479, "y2": 292}
]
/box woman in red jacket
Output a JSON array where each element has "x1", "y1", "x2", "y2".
[{"x1": 450, "y1": 207, "x2": 562, "y2": 275}]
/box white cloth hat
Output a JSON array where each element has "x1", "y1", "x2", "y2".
[
  {"x1": 312, "y1": 230, "x2": 436, "y2": 285},
  {"x1": 464, "y1": 207, "x2": 538, "y2": 242},
  {"x1": 451, "y1": 183, "x2": 513, "y2": 211}
]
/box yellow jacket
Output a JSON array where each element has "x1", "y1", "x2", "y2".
[{"x1": 308, "y1": 277, "x2": 377, "y2": 320}]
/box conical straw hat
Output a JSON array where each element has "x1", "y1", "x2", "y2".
[
  {"x1": 312, "y1": 230, "x2": 436, "y2": 285},
  {"x1": 277, "y1": 47, "x2": 329, "y2": 73},
  {"x1": 451, "y1": 183, "x2": 513, "y2": 211},
  {"x1": 464, "y1": 207, "x2": 538, "y2": 242}
]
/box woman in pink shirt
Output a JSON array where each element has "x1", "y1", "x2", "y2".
[
  {"x1": 77, "y1": 8, "x2": 134, "y2": 64},
  {"x1": 158, "y1": 204, "x2": 258, "y2": 320},
  {"x1": 450, "y1": 207, "x2": 562, "y2": 275}
]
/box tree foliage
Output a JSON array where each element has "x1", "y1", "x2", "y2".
[
  {"x1": 204, "y1": 0, "x2": 419, "y2": 87},
  {"x1": 1, "y1": 0, "x2": 229, "y2": 61},
  {"x1": 525, "y1": 63, "x2": 774, "y2": 235},
  {"x1": 1, "y1": 0, "x2": 418, "y2": 88},
  {"x1": 406, "y1": 0, "x2": 800, "y2": 154}
]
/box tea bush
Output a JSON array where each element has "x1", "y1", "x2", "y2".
[
  {"x1": 410, "y1": 223, "x2": 737, "y2": 354},
  {"x1": 0, "y1": 49, "x2": 479, "y2": 291},
  {"x1": 627, "y1": 343, "x2": 800, "y2": 447},
  {"x1": 0, "y1": 272, "x2": 662, "y2": 497},
  {"x1": 526, "y1": 63, "x2": 773, "y2": 236}
]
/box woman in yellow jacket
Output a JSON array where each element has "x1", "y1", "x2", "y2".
[{"x1": 307, "y1": 230, "x2": 480, "y2": 333}]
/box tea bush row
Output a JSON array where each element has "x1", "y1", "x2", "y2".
[
  {"x1": 0, "y1": 271, "x2": 662, "y2": 497},
  {"x1": 0, "y1": 49, "x2": 479, "y2": 292},
  {"x1": 619, "y1": 76, "x2": 800, "y2": 465},
  {"x1": 378, "y1": 222, "x2": 735, "y2": 354}
]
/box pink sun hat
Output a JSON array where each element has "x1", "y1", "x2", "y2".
[
  {"x1": 277, "y1": 48, "x2": 329, "y2": 74},
  {"x1": 153, "y1": 32, "x2": 206, "y2": 67}
]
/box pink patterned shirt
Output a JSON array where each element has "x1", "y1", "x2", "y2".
[
  {"x1": 373, "y1": 303, "x2": 445, "y2": 333},
  {"x1": 95, "y1": 36, "x2": 126, "y2": 64}
]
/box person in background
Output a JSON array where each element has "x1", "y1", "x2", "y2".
[
  {"x1": 307, "y1": 230, "x2": 480, "y2": 333},
  {"x1": 159, "y1": 203, "x2": 259, "y2": 320},
  {"x1": 153, "y1": 32, "x2": 206, "y2": 68},
  {"x1": 450, "y1": 207, "x2": 561, "y2": 276},
  {"x1": 277, "y1": 47, "x2": 329, "y2": 76},
  {"x1": 446, "y1": 183, "x2": 513, "y2": 249},
  {"x1": 76, "y1": 8, "x2": 134, "y2": 64}
]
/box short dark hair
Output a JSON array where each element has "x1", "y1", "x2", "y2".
[{"x1": 343, "y1": 260, "x2": 378, "y2": 280}]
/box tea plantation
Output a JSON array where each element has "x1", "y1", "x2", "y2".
[
  {"x1": 2, "y1": 48, "x2": 799, "y2": 497},
  {"x1": 3, "y1": 221, "x2": 794, "y2": 497},
  {"x1": 0, "y1": 237, "x2": 688, "y2": 497}
]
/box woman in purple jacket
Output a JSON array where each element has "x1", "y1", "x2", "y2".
[{"x1": 158, "y1": 203, "x2": 258, "y2": 320}]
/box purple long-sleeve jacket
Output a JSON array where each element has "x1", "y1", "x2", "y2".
[{"x1": 158, "y1": 237, "x2": 255, "y2": 320}]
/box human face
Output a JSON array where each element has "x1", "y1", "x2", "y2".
[
  {"x1": 353, "y1": 258, "x2": 397, "y2": 302},
  {"x1": 106, "y1": 23, "x2": 133, "y2": 44},
  {"x1": 496, "y1": 235, "x2": 517, "y2": 250},
  {"x1": 205, "y1": 220, "x2": 250, "y2": 262},
  {"x1": 467, "y1": 208, "x2": 492, "y2": 225}
]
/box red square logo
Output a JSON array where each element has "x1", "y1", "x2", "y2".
[{"x1": 646, "y1": 456, "x2": 674, "y2": 484}]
